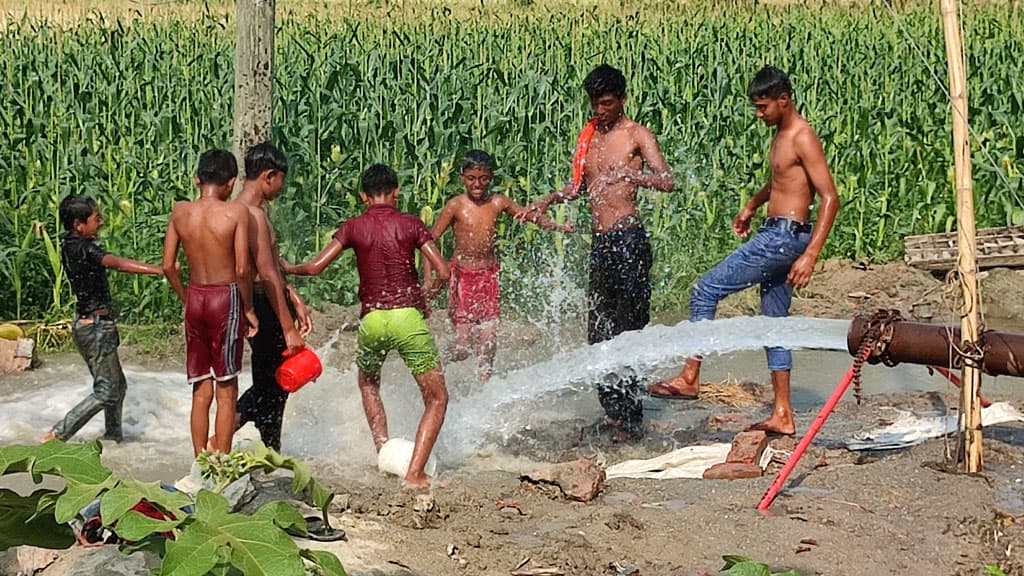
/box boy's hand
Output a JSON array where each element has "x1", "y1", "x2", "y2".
[
  {"x1": 557, "y1": 222, "x2": 576, "y2": 233},
  {"x1": 283, "y1": 326, "x2": 305, "y2": 354},
  {"x1": 244, "y1": 308, "x2": 259, "y2": 338},
  {"x1": 732, "y1": 207, "x2": 755, "y2": 238},
  {"x1": 288, "y1": 288, "x2": 314, "y2": 337}
]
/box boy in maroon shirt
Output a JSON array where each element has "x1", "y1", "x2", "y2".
[{"x1": 285, "y1": 164, "x2": 450, "y2": 488}]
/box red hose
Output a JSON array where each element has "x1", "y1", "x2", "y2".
[{"x1": 756, "y1": 357, "x2": 862, "y2": 512}]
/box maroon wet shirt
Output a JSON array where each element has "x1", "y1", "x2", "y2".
[{"x1": 333, "y1": 204, "x2": 433, "y2": 317}]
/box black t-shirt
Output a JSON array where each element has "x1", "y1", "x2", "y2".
[{"x1": 61, "y1": 234, "x2": 112, "y2": 316}]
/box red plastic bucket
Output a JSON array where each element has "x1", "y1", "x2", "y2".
[{"x1": 276, "y1": 347, "x2": 323, "y2": 393}]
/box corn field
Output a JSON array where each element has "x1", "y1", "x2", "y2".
[{"x1": 1, "y1": 1, "x2": 1022, "y2": 324}]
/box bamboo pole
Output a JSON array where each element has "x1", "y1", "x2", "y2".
[
  {"x1": 232, "y1": 0, "x2": 275, "y2": 189},
  {"x1": 940, "y1": 0, "x2": 983, "y2": 472}
]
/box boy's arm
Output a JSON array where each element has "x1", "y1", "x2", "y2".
[
  {"x1": 420, "y1": 240, "x2": 449, "y2": 286},
  {"x1": 102, "y1": 254, "x2": 162, "y2": 276},
  {"x1": 502, "y1": 196, "x2": 575, "y2": 233},
  {"x1": 285, "y1": 284, "x2": 313, "y2": 337},
  {"x1": 422, "y1": 203, "x2": 455, "y2": 292},
  {"x1": 282, "y1": 239, "x2": 344, "y2": 276},
  {"x1": 521, "y1": 182, "x2": 581, "y2": 221},
  {"x1": 251, "y1": 212, "x2": 304, "y2": 352},
  {"x1": 613, "y1": 126, "x2": 674, "y2": 192},
  {"x1": 787, "y1": 129, "x2": 840, "y2": 288},
  {"x1": 233, "y1": 205, "x2": 257, "y2": 338},
  {"x1": 161, "y1": 211, "x2": 187, "y2": 303}
]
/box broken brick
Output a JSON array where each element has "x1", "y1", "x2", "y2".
[
  {"x1": 702, "y1": 462, "x2": 763, "y2": 480},
  {"x1": 725, "y1": 430, "x2": 769, "y2": 465}
]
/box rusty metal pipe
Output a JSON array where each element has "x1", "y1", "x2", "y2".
[{"x1": 847, "y1": 314, "x2": 1024, "y2": 377}]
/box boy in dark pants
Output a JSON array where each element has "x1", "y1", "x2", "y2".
[
  {"x1": 234, "y1": 142, "x2": 311, "y2": 451},
  {"x1": 42, "y1": 194, "x2": 163, "y2": 443}
]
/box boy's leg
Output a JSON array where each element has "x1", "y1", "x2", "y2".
[
  {"x1": 592, "y1": 228, "x2": 651, "y2": 440},
  {"x1": 748, "y1": 240, "x2": 802, "y2": 435},
  {"x1": 447, "y1": 322, "x2": 472, "y2": 362},
  {"x1": 391, "y1": 307, "x2": 448, "y2": 486},
  {"x1": 473, "y1": 320, "x2": 498, "y2": 383},
  {"x1": 407, "y1": 365, "x2": 448, "y2": 488},
  {"x1": 238, "y1": 290, "x2": 289, "y2": 451},
  {"x1": 191, "y1": 379, "x2": 214, "y2": 456},
  {"x1": 48, "y1": 317, "x2": 124, "y2": 441},
  {"x1": 650, "y1": 233, "x2": 778, "y2": 398},
  {"x1": 357, "y1": 368, "x2": 389, "y2": 452},
  {"x1": 213, "y1": 379, "x2": 240, "y2": 453}
]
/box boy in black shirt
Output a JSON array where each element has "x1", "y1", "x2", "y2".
[{"x1": 41, "y1": 194, "x2": 162, "y2": 443}]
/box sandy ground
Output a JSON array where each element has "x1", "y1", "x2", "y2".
[{"x1": 33, "y1": 261, "x2": 1024, "y2": 575}]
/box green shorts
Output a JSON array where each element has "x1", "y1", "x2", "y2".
[{"x1": 356, "y1": 307, "x2": 440, "y2": 376}]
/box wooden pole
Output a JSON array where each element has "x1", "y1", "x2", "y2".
[
  {"x1": 940, "y1": 0, "x2": 983, "y2": 472},
  {"x1": 233, "y1": 0, "x2": 275, "y2": 188}
]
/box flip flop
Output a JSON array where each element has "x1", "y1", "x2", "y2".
[
  {"x1": 647, "y1": 381, "x2": 699, "y2": 400},
  {"x1": 286, "y1": 516, "x2": 348, "y2": 542}
]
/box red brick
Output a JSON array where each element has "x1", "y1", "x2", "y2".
[
  {"x1": 726, "y1": 430, "x2": 769, "y2": 465},
  {"x1": 702, "y1": 462, "x2": 763, "y2": 480}
]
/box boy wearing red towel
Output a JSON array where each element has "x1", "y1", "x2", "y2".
[
  {"x1": 523, "y1": 64, "x2": 674, "y2": 441},
  {"x1": 426, "y1": 149, "x2": 573, "y2": 384}
]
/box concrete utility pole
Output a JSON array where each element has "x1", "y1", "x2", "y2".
[
  {"x1": 940, "y1": 0, "x2": 983, "y2": 472},
  {"x1": 233, "y1": 0, "x2": 275, "y2": 187}
]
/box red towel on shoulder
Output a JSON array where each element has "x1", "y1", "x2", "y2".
[{"x1": 571, "y1": 118, "x2": 598, "y2": 194}]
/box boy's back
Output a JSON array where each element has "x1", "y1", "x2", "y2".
[
  {"x1": 169, "y1": 198, "x2": 250, "y2": 285},
  {"x1": 337, "y1": 204, "x2": 433, "y2": 316}
]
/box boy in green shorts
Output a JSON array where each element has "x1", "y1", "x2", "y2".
[{"x1": 284, "y1": 163, "x2": 450, "y2": 488}]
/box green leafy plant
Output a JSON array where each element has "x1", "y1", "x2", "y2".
[
  {"x1": 0, "y1": 440, "x2": 347, "y2": 576},
  {"x1": 721, "y1": 555, "x2": 800, "y2": 576},
  {"x1": 985, "y1": 566, "x2": 1008, "y2": 576}
]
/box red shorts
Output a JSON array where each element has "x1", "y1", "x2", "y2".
[
  {"x1": 185, "y1": 283, "x2": 244, "y2": 384},
  {"x1": 449, "y1": 262, "x2": 500, "y2": 325}
]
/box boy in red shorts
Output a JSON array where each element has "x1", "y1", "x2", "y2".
[
  {"x1": 162, "y1": 149, "x2": 257, "y2": 456},
  {"x1": 425, "y1": 150, "x2": 573, "y2": 383},
  {"x1": 284, "y1": 164, "x2": 450, "y2": 488}
]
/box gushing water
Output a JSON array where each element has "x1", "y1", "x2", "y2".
[{"x1": 0, "y1": 316, "x2": 851, "y2": 479}]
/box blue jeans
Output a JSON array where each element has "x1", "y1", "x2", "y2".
[
  {"x1": 689, "y1": 225, "x2": 811, "y2": 371},
  {"x1": 52, "y1": 314, "x2": 126, "y2": 441}
]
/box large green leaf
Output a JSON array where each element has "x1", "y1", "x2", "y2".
[
  {"x1": 0, "y1": 441, "x2": 111, "y2": 484},
  {"x1": 113, "y1": 510, "x2": 186, "y2": 542},
  {"x1": 100, "y1": 478, "x2": 193, "y2": 525},
  {"x1": 54, "y1": 476, "x2": 117, "y2": 523},
  {"x1": 300, "y1": 549, "x2": 349, "y2": 576},
  {"x1": 251, "y1": 500, "x2": 306, "y2": 535},
  {"x1": 162, "y1": 490, "x2": 305, "y2": 576},
  {"x1": 0, "y1": 489, "x2": 75, "y2": 551}
]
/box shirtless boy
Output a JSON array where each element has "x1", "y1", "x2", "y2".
[
  {"x1": 162, "y1": 149, "x2": 257, "y2": 456},
  {"x1": 284, "y1": 164, "x2": 450, "y2": 488},
  {"x1": 648, "y1": 66, "x2": 840, "y2": 436},
  {"x1": 524, "y1": 64, "x2": 674, "y2": 441},
  {"x1": 426, "y1": 149, "x2": 573, "y2": 383},
  {"x1": 233, "y1": 142, "x2": 312, "y2": 452}
]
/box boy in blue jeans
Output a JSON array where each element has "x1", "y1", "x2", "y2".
[
  {"x1": 648, "y1": 66, "x2": 839, "y2": 436},
  {"x1": 42, "y1": 194, "x2": 163, "y2": 443}
]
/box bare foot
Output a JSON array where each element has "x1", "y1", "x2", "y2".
[
  {"x1": 403, "y1": 474, "x2": 431, "y2": 490},
  {"x1": 40, "y1": 430, "x2": 57, "y2": 443},
  {"x1": 648, "y1": 374, "x2": 699, "y2": 399},
  {"x1": 206, "y1": 436, "x2": 217, "y2": 452},
  {"x1": 746, "y1": 415, "x2": 795, "y2": 436}
]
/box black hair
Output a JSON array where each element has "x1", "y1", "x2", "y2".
[
  {"x1": 747, "y1": 66, "x2": 793, "y2": 100},
  {"x1": 461, "y1": 149, "x2": 495, "y2": 173},
  {"x1": 361, "y1": 163, "x2": 399, "y2": 197},
  {"x1": 59, "y1": 194, "x2": 98, "y2": 231},
  {"x1": 196, "y1": 149, "x2": 238, "y2": 186},
  {"x1": 245, "y1": 141, "x2": 288, "y2": 180},
  {"x1": 584, "y1": 64, "x2": 627, "y2": 99}
]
